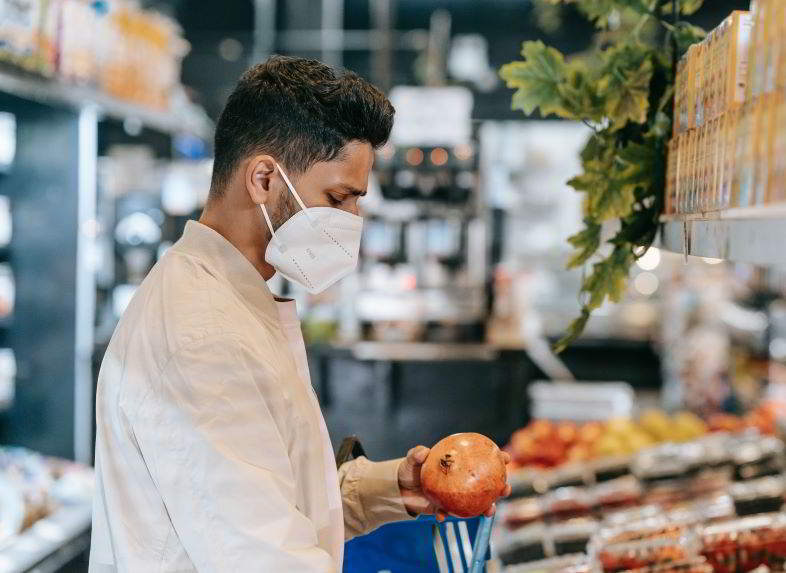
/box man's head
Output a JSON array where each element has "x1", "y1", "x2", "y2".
[{"x1": 208, "y1": 56, "x2": 394, "y2": 230}]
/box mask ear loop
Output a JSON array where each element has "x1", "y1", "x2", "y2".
[
  {"x1": 259, "y1": 204, "x2": 286, "y2": 253},
  {"x1": 275, "y1": 162, "x2": 316, "y2": 227}
]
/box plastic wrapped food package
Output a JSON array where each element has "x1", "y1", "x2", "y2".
[
  {"x1": 622, "y1": 557, "x2": 714, "y2": 573},
  {"x1": 551, "y1": 518, "x2": 598, "y2": 556},
  {"x1": 502, "y1": 553, "x2": 590, "y2": 573},
  {"x1": 509, "y1": 468, "x2": 547, "y2": 500},
  {"x1": 700, "y1": 513, "x2": 786, "y2": 573},
  {"x1": 641, "y1": 479, "x2": 694, "y2": 508},
  {"x1": 592, "y1": 456, "x2": 634, "y2": 484},
  {"x1": 604, "y1": 505, "x2": 663, "y2": 529},
  {"x1": 634, "y1": 444, "x2": 690, "y2": 485},
  {"x1": 504, "y1": 496, "x2": 545, "y2": 529},
  {"x1": 666, "y1": 493, "x2": 735, "y2": 525},
  {"x1": 594, "y1": 531, "x2": 701, "y2": 573},
  {"x1": 730, "y1": 476, "x2": 786, "y2": 516},
  {"x1": 732, "y1": 436, "x2": 785, "y2": 482},
  {"x1": 546, "y1": 464, "x2": 590, "y2": 491},
  {"x1": 593, "y1": 476, "x2": 644, "y2": 511},
  {"x1": 542, "y1": 486, "x2": 594, "y2": 521},
  {"x1": 496, "y1": 523, "x2": 549, "y2": 566},
  {"x1": 696, "y1": 433, "x2": 736, "y2": 471},
  {"x1": 591, "y1": 517, "x2": 690, "y2": 548}
]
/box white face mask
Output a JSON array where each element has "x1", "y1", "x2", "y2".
[{"x1": 260, "y1": 163, "x2": 363, "y2": 294}]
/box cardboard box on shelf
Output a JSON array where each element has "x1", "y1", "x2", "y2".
[
  {"x1": 720, "y1": 108, "x2": 739, "y2": 210},
  {"x1": 666, "y1": 139, "x2": 678, "y2": 215},
  {"x1": 732, "y1": 102, "x2": 755, "y2": 208},
  {"x1": 674, "y1": 57, "x2": 689, "y2": 136},
  {"x1": 726, "y1": 11, "x2": 753, "y2": 111},
  {"x1": 675, "y1": 132, "x2": 687, "y2": 215},
  {"x1": 771, "y1": 98, "x2": 786, "y2": 204}
]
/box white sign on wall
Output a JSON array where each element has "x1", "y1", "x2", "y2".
[{"x1": 388, "y1": 86, "x2": 473, "y2": 147}]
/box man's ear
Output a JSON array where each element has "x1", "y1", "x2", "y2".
[{"x1": 244, "y1": 155, "x2": 278, "y2": 205}]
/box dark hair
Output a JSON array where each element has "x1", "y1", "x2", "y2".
[{"x1": 209, "y1": 55, "x2": 395, "y2": 196}]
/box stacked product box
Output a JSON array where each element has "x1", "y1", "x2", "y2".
[
  {"x1": 0, "y1": 0, "x2": 189, "y2": 111},
  {"x1": 667, "y1": 10, "x2": 753, "y2": 215},
  {"x1": 666, "y1": 2, "x2": 786, "y2": 215}
]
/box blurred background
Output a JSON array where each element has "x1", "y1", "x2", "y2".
[{"x1": 3, "y1": 0, "x2": 786, "y2": 571}]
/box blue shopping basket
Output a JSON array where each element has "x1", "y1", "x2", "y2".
[
  {"x1": 337, "y1": 437, "x2": 494, "y2": 573},
  {"x1": 344, "y1": 514, "x2": 493, "y2": 573}
]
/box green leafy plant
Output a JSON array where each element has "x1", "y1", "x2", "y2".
[{"x1": 501, "y1": 0, "x2": 706, "y2": 352}]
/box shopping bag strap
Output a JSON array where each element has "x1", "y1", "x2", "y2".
[{"x1": 335, "y1": 435, "x2": 367, "y2": 468}]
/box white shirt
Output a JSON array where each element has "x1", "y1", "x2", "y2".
[{"x1": 90, "y1": 221, "x2": 411, "y2": 573}]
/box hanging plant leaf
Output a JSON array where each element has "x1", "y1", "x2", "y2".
[
  {"x1": 599, "y1": 56, "x2": 653, "y2": 128},
  {"x1": 582, "y1": 246, "x2": 635, "y2": 310},
  {"x1": 554, "y1": 308, "x2": 592, "y2": 354},
  {"x1": 567, "y1": 220, "x2": 602, "y2": 269},
  {"x1": 500, "y1": 41, "x2": 573, "y2": 118},
  {"x1": 661, "y1": 0, "x2": 705, "y2": 16},
  {"x1": 672, "y1": 22, "x2": 707, "y2": 53}
]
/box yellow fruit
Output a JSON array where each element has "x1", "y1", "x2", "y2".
[
  {"x1": 639, "y1": 409, "x2": 672, "y2": 441},
  {"x1": 594, "y1": 434, "x2": 625, "y2": 457},
  {"x1": 606, "y1": 417, "x2": 636, "y2": 436},
  {"x1": 672, "y1": 411, "x2": 708, "y2": 440},
  {"x1": 626, "y1": 431, "x2": 655, "y2": 452}
]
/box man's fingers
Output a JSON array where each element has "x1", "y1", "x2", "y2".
[
  {"x1": 501, "y1": 451, "x2": 512, "y2": 464},
  {"x1": 407, "y1": 445, "x2": 429, "y2": 465}
]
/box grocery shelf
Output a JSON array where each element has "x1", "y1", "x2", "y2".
[
  {"x1": 659, "y1": 204, "x2": 786, "y2": 267},
  {"x1": 0, "y1": 503, "x2": 92, "y2": 573},
  {"x1": 0, "y1": 67, "x2": 212, "y2": 140}
]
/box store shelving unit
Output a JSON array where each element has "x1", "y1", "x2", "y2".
[
  {"x1": 0, "y1": 66, "x2": 212, "y2": 460},
  {"x1": 0, "y1": 67, "x2": 212, "y2": 140},
  {"x1": 659, "y1": 204, "x2": 786, "y2": 267}
]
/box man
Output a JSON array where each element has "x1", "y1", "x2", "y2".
[{"x1": 90, "y1": 56, "x2": 509, "y2": 572}]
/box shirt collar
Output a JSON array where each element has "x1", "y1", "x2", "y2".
[{"x1": 173, "y1": 220, "x2": 278, "y2": 320}]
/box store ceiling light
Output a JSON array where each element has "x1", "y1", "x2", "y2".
[
  {"x1": 430, "y1": 147, "x2": 448, "y2": 166},
  {"x1": 218, "y1": 38, "x2": 243, "y2": 62},
  {"x1": 454, "y1": 143, "x2": 473, "y2": 161},
  {"x1": 635, "y1": 247, "x2": 661, "y2": 271},
  {"x1": 633, "y1": 272, "x2": 659, "y2": 296},
  {"x1": 405, "y1": 148, "x2": 423, "y2": 166},
  {"x1": 702, "y1": 257, "x2": 724, "y2": 265}
]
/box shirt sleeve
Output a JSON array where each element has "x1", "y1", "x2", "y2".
[
  {"x1": 339, "y1": 456, "x2": 415, "y2": 540},
  {"x1": 132, "y1": 335, "x2": 336, "y2": 573}
]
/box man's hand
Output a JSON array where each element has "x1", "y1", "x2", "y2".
[{"x1": 398, "y1": 445, "x2": 513, "y2": 522}]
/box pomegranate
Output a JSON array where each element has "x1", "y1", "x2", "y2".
[{"x1": 420, "y1": 432, "x2": 507, "y2": 518}]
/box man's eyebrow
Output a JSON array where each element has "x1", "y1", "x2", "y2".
[{"x1": 341, "y1": 185, "x2": 367, "y2": 196}]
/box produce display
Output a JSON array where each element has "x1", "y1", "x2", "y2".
[
  {"x1": 506, "y1": 405, "x2": 776, "y2": 471},
  {"x1": 496, "y1": 428, "x2": 786, "y2": 573},
  {"x1": 700, "y1": 514, "x2": 786, "y2": 573},
  {"x1": 421, "y1": 432, "x2": 507, "y2": 518}
]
